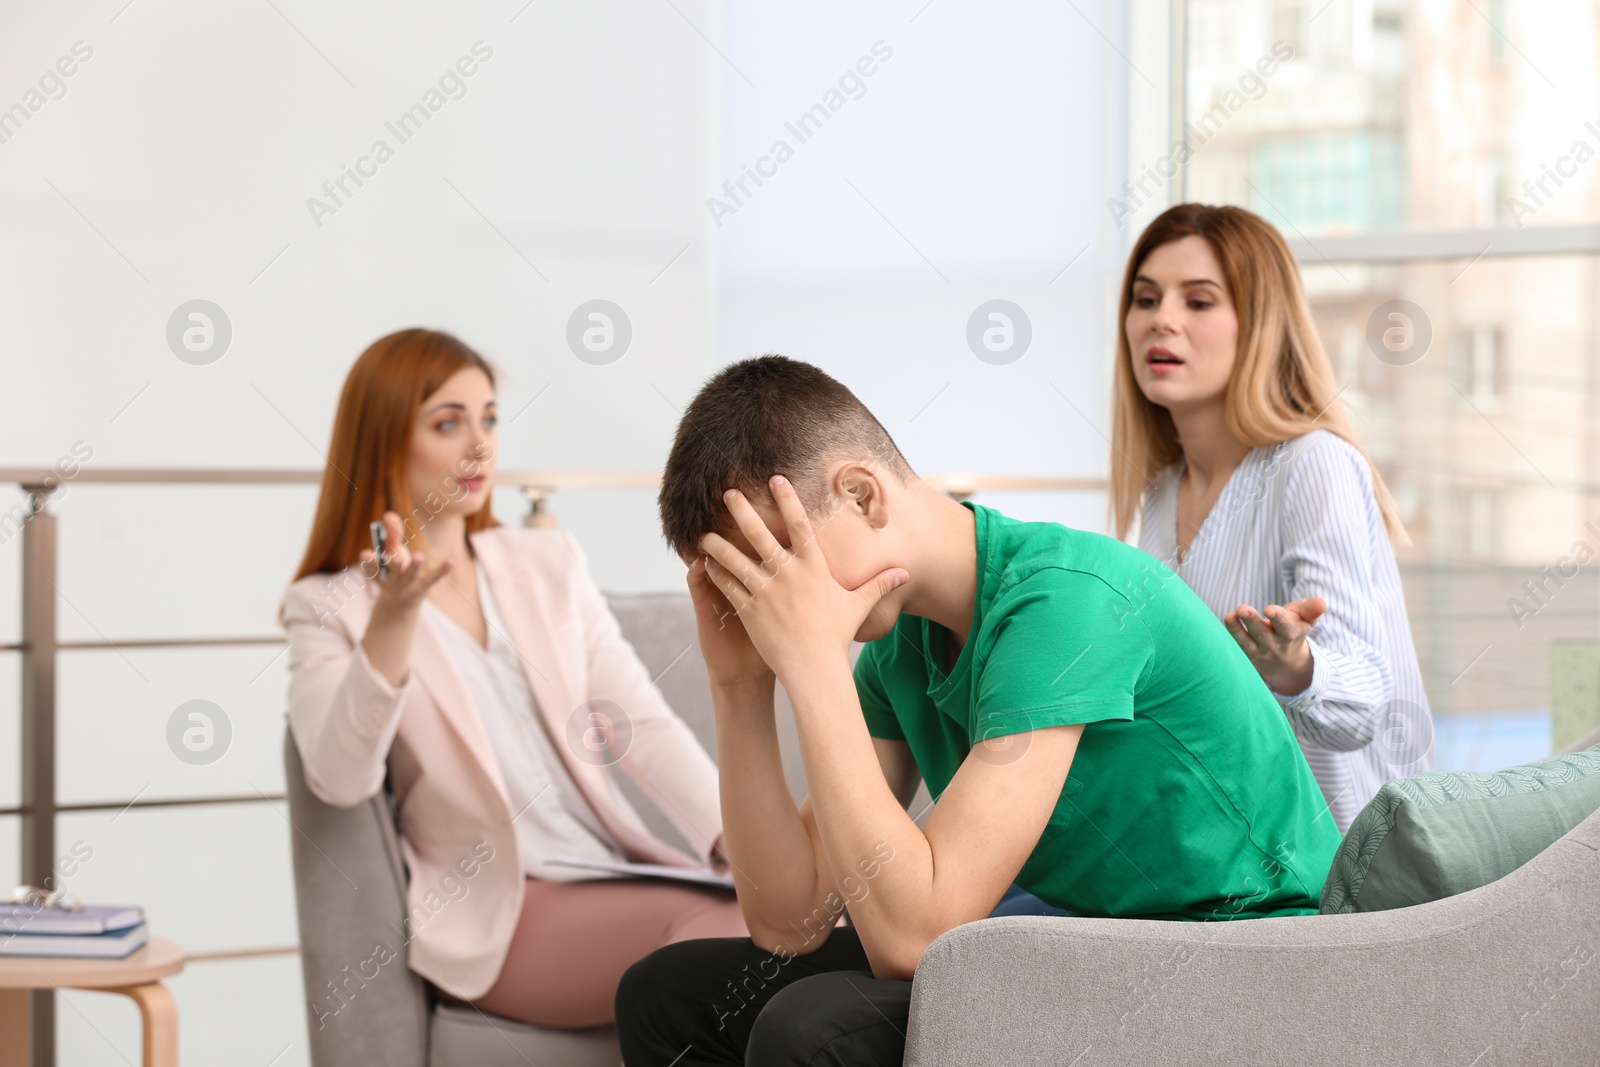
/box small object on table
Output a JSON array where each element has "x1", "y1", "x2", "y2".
[
  {"x1": 1, "y1": 887, "x2": 148, "y2": 959},
  {"x1": 4, "y1": 883, "x2": 83, "y2": 911}
]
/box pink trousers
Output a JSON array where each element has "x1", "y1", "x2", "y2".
[{"x1": 466, "y1": 876, "x2": 749, "y2": 1029}]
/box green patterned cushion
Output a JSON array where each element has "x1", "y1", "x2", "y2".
[{"x1": 1319, "y1": 746, "x2": 1600, "y2": 914}]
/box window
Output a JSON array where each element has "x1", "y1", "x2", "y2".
[
  {"x1": 1179, "y1": 0, "x2": 1600, "y2": 768},
  {"x1": 1252, "y1": 133, "x2": 1405, "y2": 232}
]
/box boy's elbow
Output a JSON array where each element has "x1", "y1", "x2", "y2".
[
  {"x1": 860, "y1": 922, "x2": 940, "y2": 982},
  {"x1": 866, "y1": 936, "x2": 925, "y2": 982},
  {"x1": 748, "y1": 925, "x2": 797, "y2": 957},
  {"x1": 748, "y1": 919, "x2": 821, "y2": 959}
]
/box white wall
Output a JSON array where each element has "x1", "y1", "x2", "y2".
[
  {"x1": 1, "y1": 1, "x2": 722, "y2": 1061},
  {"x1": 715, "y1": 0, "x2": 1131, "y2": 534}
]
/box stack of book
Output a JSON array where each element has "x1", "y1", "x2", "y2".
[{"x1": 0, "y1": 903, "x2": 147, "y2": 958}]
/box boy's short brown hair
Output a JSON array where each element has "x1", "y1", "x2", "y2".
[{"x1": 657, "y1": 355, "x2": 915, "y2": 558}]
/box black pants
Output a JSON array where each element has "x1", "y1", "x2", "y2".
[{"x1": 615, "y1": 927, "x2": 912, "y2": 1066}]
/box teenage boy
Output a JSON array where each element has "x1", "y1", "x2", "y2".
[{"x1": 616, "y1": 356, "x2": 1341, "y2": 1066}]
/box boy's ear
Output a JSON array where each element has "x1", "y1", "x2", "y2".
[{"x1": 836, "y1": 462, "x2": 890, "y2": 528}]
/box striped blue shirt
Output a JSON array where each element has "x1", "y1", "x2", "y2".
[{"x1": 1138, "y1": 430, "x2": 1434, "y2": 832}]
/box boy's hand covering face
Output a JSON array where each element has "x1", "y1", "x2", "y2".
[
  {"x1": 683, "y1": 547, "x2": 774, "y2": 693},
  {"x1": 696, "y1": 475, "x2": 908, "y2": 681}
]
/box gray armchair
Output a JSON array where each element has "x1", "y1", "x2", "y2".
[
  {"x1": 285, "y1": 730, "x2": 620, "y2": 1064},
  {"x1": 284, "y1": 591, "x2": 822, "y2": 1066}
]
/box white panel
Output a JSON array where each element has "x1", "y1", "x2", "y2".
[
  {"x1": 540, "y1": 487, "x2": 702, "y2": 594},
  {"x1": 0, "y1": 487, "x2": 23, "y2": 647},
  {"x1": 57, "y1": 647, "x2": 288, "y2": 807},
  {"x1": 0, "y1": 815, "x2": 17, "y2": 892},
  {"x1": 0, "y1": 653, "x2": 17, "y2": 809},
  {"x1": 57, "y1": 803, "x2": 298, "y2": 956},
  {"x1": 51, "y1": 484, "x2": 315, "y2": 645}
]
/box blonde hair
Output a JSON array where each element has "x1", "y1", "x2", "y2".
[{"x1": 1109, "y1": 203, "x2": 1406, "y2": 544}]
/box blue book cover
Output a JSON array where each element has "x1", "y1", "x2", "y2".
[{"x1": 0, "y1": 921, "x2": 149, "y2": 959}]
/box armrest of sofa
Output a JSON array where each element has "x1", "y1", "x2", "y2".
[{"x1": 904, "y1": 809, "x2": 1600, "y2": 1067}]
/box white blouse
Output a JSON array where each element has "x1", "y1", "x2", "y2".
[
  {"x1": 1138, "y1": 430, "x2": 1435, "y2": 833},
  {"x1": 426, "y1": 565, "x2": 631, "y2": 880}
]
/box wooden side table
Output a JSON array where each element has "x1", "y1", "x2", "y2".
[{"x1": 0, "y1": 936, "x2": 184, "y2": 1067}]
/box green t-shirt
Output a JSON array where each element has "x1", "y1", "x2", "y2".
[{"x1": 854, "y1": 501, "x2": 1341, "y2": 920}]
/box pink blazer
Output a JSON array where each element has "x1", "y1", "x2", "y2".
[{"x1": 281, "y1": 526, "x2": 723, "y2": 999}]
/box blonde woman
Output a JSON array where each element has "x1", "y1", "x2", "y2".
[
  {"x1": 281, "y1": 328, "x2": 745, "y2": 1028},
  {"x1": 1111, "y1": 203, "x2": 1433, "y2": 832}
]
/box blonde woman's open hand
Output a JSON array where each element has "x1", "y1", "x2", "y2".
[{"x1": 1223, "y1": 597, "x2": 1326, "y2": 696}]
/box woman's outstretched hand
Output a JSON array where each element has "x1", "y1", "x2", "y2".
[
  {"x1": 1223, "y1": 596, "x2": 1326, "y2": 696},
  {"x1": 360, "y1": 511, "x2": 454, "y2": 616}
]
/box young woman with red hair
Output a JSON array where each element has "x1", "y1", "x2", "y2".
[{"x1": 280, "y1": 328, "x2": 744, "y2": 1027}]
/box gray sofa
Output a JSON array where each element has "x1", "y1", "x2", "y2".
[
  {"x1": 906, "y1": 807, "x2": 1600, "y2": 1066},
  {"x1": 286, "y1": 591, "x2": 1600, "y2": 1066}
]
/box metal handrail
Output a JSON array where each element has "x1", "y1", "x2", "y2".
[
  {"x1": 0, "y1": 467, "x2": 1103, "y2": 489},
  {"x1": 2, "y1": 467, "x2": 1106, "y2": 530}
]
